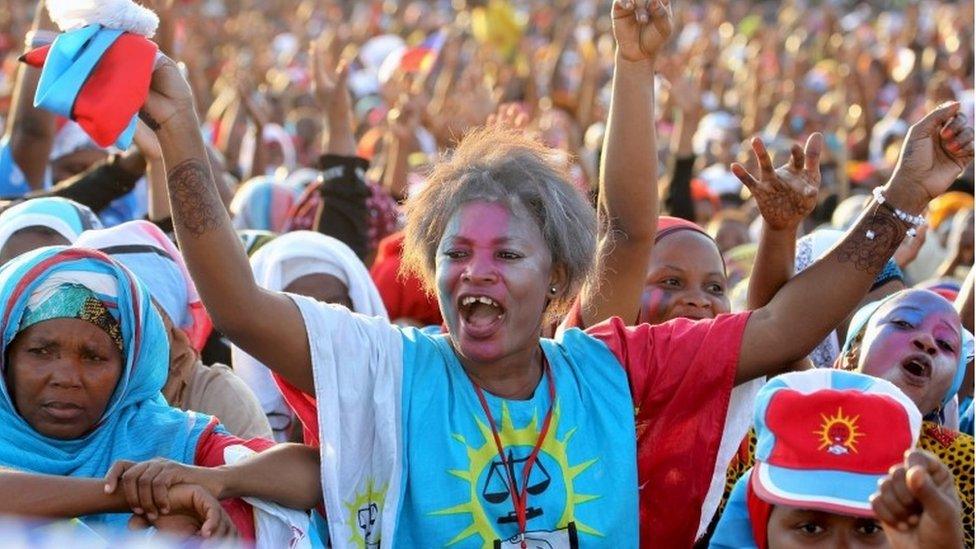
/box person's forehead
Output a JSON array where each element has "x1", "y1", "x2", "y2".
[
  {"x1": 877, "y1": 291, "x2": 957, "y2": 321},
  {"x1": 443, "y1": 200, "x2": 540, "y2": 240},
  {"x1": 650, "y1": 231, "x2": 724, "y2": 269}
]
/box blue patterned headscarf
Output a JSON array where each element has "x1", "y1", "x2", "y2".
[{"x1": 0, "y1": 247, "x2": 212, "y2": 528}]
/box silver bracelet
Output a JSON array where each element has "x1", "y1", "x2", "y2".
[{"x1": 871, "y1": 186, "x2": 925, "y2": 238}]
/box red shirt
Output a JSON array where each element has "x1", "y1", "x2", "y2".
[
  {"x1": 194, "y1": 418, "x2": 275, "y2": 540},
  {"x1": 573, "y1": 306, "x2": 750, "y2": 547}
]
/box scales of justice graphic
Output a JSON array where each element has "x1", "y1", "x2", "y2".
[{"x1": 482, "y1": 449, "x2": 553, "y2": 524}]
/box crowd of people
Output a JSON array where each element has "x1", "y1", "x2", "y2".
[{"x1": 0, "y1": 0, "x2": 973, "y2": 547}]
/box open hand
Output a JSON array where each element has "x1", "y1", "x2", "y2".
[
  {"x1": 870, "y1": 449, "x2": 963, "y2": 549},
  {"x1": 612, "y1": 0, "x2": 673, "y2": 62},
  {"x1": 105, "y1": 458, "x2": 224, "y2": 522},
  {"x1": 732, "y1": 133, "x2": 823, "y2": 231},
  {"x1": 310, "y1": 40, "x2": 351, "y2": 122},
  {"x1": 891, "y1": 102, "x2": 974, "y2": 204},
  {"x1": 127, "y1": 483, "x2": 236, "y2": 539}
]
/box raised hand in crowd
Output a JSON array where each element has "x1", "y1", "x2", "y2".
[
  {"x1": 311, "y1": 39, "x2": 354, "y2": 156},
  {"x1": 937, "y1": 208, "x2": 975, "y2": 278},
  {"x1": 893, "y1": 223, "x2": 928, "y2": 270},
  {"x1": 739, "y1": 133, "x2": 823, "y2": 311},
  {"x1": 734, "y1": 134, "x2": 823, "y2": 232},
  {"x1": 577, "y1": 0, "x2": 672, "y2": 327},
  {"x1": 611, "y1": 0, "x2": 673, "y2": 62}
]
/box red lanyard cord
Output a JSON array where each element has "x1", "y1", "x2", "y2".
[{"x1": 470, "y1": 358, "x2": 556, "y2": 545}]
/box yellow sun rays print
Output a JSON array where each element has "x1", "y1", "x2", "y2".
[
  {"x1": 431, "y1": 404, "x2": 601, "y2": 548},
  {"x1": 814, "y1": 407, "x2": 864, "y2": 455}
]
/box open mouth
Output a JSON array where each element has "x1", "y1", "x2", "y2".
[
  {"x1": 457, "y1": 295, "x2": 506, "y2": 339},
  {"x1": 900, "y1": 355, "x2": 932, "y2": 387}
]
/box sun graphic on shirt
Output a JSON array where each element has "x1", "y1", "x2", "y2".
[
  {"x1": 344, "y1": 477, "x2": 387, "y2": 548},
  {"x1": 815, "y1": 407, "x2": 864, "y2": 455},
  {"x1": 430, "y1": 404, "x2": 601, "y2": 548}
]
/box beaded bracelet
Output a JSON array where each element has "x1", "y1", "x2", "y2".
[{"x1": 870, "y1": 186, "x2": 925, "y2": 238}]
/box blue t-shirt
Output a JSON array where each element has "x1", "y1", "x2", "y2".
[{"x1": 395, "y1": 330, "x2": 638, "y2": 547}]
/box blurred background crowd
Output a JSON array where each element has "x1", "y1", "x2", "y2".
[
  {"x1": 1, "y1": 1, "x2": 971, "y2": 294},
  {"x1": 0, "y1": 0, "x2": 973, "y2": 545}
]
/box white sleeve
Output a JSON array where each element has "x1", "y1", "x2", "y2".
[{"x1": 289, "y1": 294, "x2": 405, "y2": 549}]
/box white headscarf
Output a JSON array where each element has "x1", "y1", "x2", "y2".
[{"x1": 232, "y1": 231, "x2": 387, "y2": 441}]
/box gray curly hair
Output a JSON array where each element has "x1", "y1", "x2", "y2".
[{"x1": 401, "y1": 125, "x2": 598, "y2": 319}]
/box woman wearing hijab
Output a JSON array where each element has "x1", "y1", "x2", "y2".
[
  {"x1": 75, "y1": 220, "x2": 273, "y2": 440},
  {"x1": 0, "y1": 196, "x2": 101, "y2": 264},
  {"x1": 724, "y1": 289, "x2": 975, "y2": 545},
  {"x1": 232, "y1": 230, "x2": 387, "y2": 442},
  {"x1": 0, "y1": 246, "x2": 298, "y2": 540},
  {"x1": 229, "y1": 176, "x2": 298, "y2": 233},
  {"x1": 710, "y1": 369, "x2": 963, "y2": 549},
  {"x1": 838, "y1": 289, "x2": 974, "y2": 544},
  {"x1": 132, "y1": 5, "x2": 974, "y2": 545}
]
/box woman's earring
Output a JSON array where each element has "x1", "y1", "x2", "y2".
[{"x1": 549, "y1": 286, "x2": 558, "y2": 295}]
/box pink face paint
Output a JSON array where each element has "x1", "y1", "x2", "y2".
[
  {"x1": 435, "y1": 201, "x2": 554, "y2": 367},
  {"x1": 859, "y1": 291, "x2": 962, "y2": 413}
]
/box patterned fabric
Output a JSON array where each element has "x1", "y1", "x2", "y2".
[
  {"x1": 719, "y1": 422, "x2": 974, "y2": 547},
  {"x1": 21, "y1": 284, "x2": 122, "y2": 351},
  {"x1": 919, "y1": 422, "x2": 975, "y2": 547},
  {"x1": 75, "y1": 220, "x2": 213, "y2": 351},
  {"x1": 283, "y1": 294, "x2": 749, "y2": 548},
  {"x1": 286, "y1": 179, "x2": 399, "y2": 255}
]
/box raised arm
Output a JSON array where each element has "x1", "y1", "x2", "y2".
[
  {"x1": 737, "y1": 103, "x2": 974, "y2": 384},
  {"x1": 577, "y1": 0, "x2": 671, "y2": 327},
  {"x1": 5, "y1": 0, "x2": 56, "y2": 189},
  {"x1": 737, "y1": 134, "x2": 822, "y2": 310},
  {"x1": 661, "y1": 72, "x2": 703, "y2": 222},
  {"x1": 142, "y1": 57, "x2": 313, "y2": 393}
]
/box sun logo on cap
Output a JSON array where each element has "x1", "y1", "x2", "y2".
[{"x1": 815, "y1": 407, "x2": 863, "y2": 455}]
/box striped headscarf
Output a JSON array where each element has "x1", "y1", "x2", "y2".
[
  {"x1": 75, "y1": 220, "x2": 213, "y2": 352},
  {"x1": 0, "y1": 247, "x2": 212, "y2": 529},
  {"x1": 230, "y1": 176, "x2": 298, "y2": 232}
]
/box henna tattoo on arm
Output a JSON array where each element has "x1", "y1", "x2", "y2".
[
  {"x1": 167, "y1": 158, "x2": 223, "y2": 237},
  {"x1": 836, "y1": 202, "x2": 907, "y2": 274}
]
